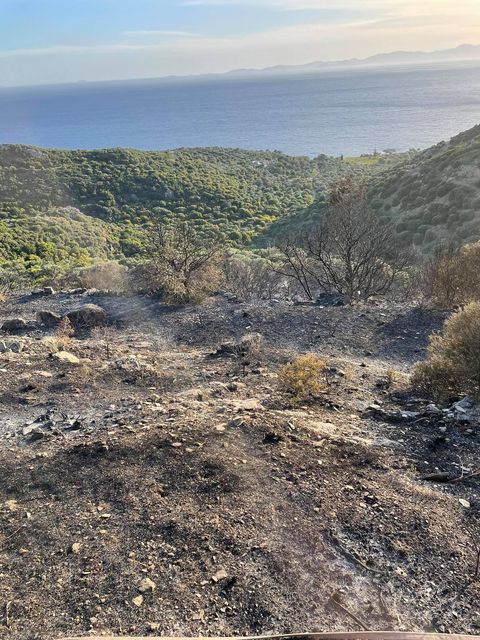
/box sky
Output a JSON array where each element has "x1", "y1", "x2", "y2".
[{"x1": 0, "y1": 0, "x2": 479, "y2": 87}]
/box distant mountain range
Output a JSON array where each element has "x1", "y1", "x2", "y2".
[{"x1": 226, "y1": 44, "x2": 480, "y2": 78}]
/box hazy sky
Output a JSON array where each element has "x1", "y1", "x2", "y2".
[{"x1": 1, "y1": 0, "x2": 479, "y2": 86}]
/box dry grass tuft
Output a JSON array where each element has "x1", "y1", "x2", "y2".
[{"x1": 278, "y1": 353, "x2": 328, "y2": 401}]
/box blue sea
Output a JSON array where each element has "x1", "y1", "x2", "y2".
[{"x1": 0, "y1": 62, "x2": 479, "y2": 157}]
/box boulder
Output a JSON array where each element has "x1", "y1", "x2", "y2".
[
  {"x1": 2, "y1": 318, "x2": 27, "y2": 332},
  {"x1": 66, "y1": 304, "x2": 106, "y2": 329},
  {"x1": 52, "y1": 351, "x2": 80, "y2": 365},
  {"x1": 0, "y1": 340, "x2": 25, "y2": 353},
  {"x1": 215, "y1": 332, "x2": 263, "y2": 358},
  {"x1": 9, "y1": 341, "x2": 24, "y2": 353},
  {"x1": 37, "y1": 310, "x2": 62, "y2": 328}
]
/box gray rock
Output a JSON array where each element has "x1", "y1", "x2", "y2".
[
  {"x1": 215, "y1": 332, "x2": 263, "y2": 358},
  {"x1": 9, "y1": 341, "x2": 24, "y2": 353},
  {"x1": 37, "y1": 310, "x2": 62, "y2": 328},
  {"x1": 66, "y1": 304, "x2": 106, "y2": 329},
  {"x1": 426, "y1": 403, "x2": 440, "y2": 413},
  {"x1": 42, "y1": 286, "x2": 55, "y2": 295},
  {"x1": 2, "y1": 318, "x2": 27, "y2": 332},
  {"x1": 400, "y1": 411, "x2": 420, "y2": 419}
]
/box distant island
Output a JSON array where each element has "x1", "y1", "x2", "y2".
[{"x1": 225, "y1": 44, "x2": 480, "y2": 79}]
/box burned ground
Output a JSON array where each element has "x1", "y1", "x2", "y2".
[{"x1": 0, "y1": 292, "x2": 478, "y2": 639}]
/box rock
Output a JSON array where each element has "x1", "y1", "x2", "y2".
[
  {"x1": 215, "y1": 332, "x2": 263, "y2": 357},
  {"x1": 449, "y1": 396, "x2": 480, "y2": 424},
  {"x1": 23, "y1": 424, "x2": 40, "y2": 436},
  {"x1": 400, "y1": 411, "x2": 420, "y2": 419},
  {"x1": 66, "y1": 304, "x2": 106, "y2": 329},
  {"x1": 9, "y1": 341, "x2": 24, "y2": 353},
  {"x1": 70, "y1": 542, "x2": 82, "y2": 554},
  {"x1": 52, "y1": 351, "x2": 80, "y2": 365},
  {"x1": 0, "y1": 341, "x2": 9, "y2": 353},
  {"x1": 132, "y1": 595, "x2": 144, "y2": 607},
  {"x1": 37, "y1": 310, "x2": 62, "y2": 328},
  {"x1": 2, "y1": 318, "x2": 27, "y2": 332},
  {"x1": 28, "y1": 429, "x2": 48, "y2": 442},
  {"x1": 426, "y1": 403, "x2": 440, "y2": 413},
  {"x1": 138, "y1": 577, "x2": 156, "y2": 593},
  {"x1": 42, "y1": 286, "x2": 55, "y2": 295},
  {"x1": 211, "y1": 569, "x2": 228, "y2": 583},
  {"x1": 459, "y1": 498, "x2": 471, "y2": 508},
  {"x1": 229, "y1": 417, "x2": 246, "y2": 428},
  {"x1": 5, "y1": 499, "x2": 18, "y2": 511},
  {"x1": 35, "y1": 371, "x2": 54, "y2": 379}
]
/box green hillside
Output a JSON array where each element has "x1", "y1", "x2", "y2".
[
  {"x1": 0, "y1": 145, "x2": 382, "y2": 277},
  {"x1": 2, "y1": 127, "x2": 477, "y2": 280},
  {"x1": 369, "y1": 124, "x2": 480, "y2": 252}
]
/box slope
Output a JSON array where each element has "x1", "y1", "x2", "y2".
[{"x1": 369, "y1": 124, "x2": 480, "y2": 252}]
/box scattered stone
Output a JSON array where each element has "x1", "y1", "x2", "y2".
[
  {"x1": 426, "y1": 403, "x2": 441, "y2": 413},
  {"x1": 52, "y1": 351, "x2": 80, "y2": 365},
  {"x1": 42, "y1": 286, "x2": 55, "y2": 295},
  {"x1": 132, "y1": 595, "x2": 144, "y2": 607},
  {"x1": 400, "y1": 411, "x2": 420, "y2": 420},
  {"x1": 9, "y1": 341, "x2": 24, "y2": 353},
  {"x1": 66, "y1": 304, "x2": 107, "y2": 329},
  {"x1": 211, "y1": 569, "x2": 228, "y2": 583},
  {"x1": 138, "y1": 577, "x2": 156, "y2": 593},
  {"x1": 2, "y1": 318, "x2": 27, "y2": 332},
  {"x1": 28, "y1": 429, "x2": 48, "y2": 443},
  {"x1": 229, "y1": 417, "x2": 246, "y2": 428},
  {"x1": 70, "y1": 542, "x2": 82, "y2": 554},
  {"x1": 459, "y1": 498, "x2": 471, "y2": 508},
  {"x1": 37, "y1": 310, "x2": 62, "y2": 328},
  {"x1": 214, "y1": 332, "x2": 263, "y2": 358}
]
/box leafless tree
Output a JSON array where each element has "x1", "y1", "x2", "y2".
[{"x1": 275, "y1": 178, "x2": 409, "y2": 302}]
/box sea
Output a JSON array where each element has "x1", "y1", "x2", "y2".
[{"x1": 0, "y1": 61, "x2": 479, "y2": 157}]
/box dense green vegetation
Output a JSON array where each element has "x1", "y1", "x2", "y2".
[
  {"x1": 369, "y1": 124, "x2": 480, "y2": 252},
  {"x1": 1, "y1": 123, "x2": 479, "y2": 282},
  {"x1": 0, "y1": 144, "x2": 384, "y2": 277}
]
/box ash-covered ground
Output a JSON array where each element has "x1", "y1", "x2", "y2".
[{"x1": 0, "y1": 291, "x2": 478, "y2": 639}]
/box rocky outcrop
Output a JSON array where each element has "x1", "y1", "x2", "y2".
[
  {"x1": 2, "y1": 318, "x2": 27, "y2": 332},
  {"x1": 66, "y1": 304, "x2": 106, "y2": 329},
  {"x1": 37, "y1": 310, "x2": 62, "y2": 328}
]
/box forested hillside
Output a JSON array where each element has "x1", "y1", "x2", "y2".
[
  {"x1": 0, "y1": 125, "x2": 478, "y2": 281},
  {"x1": 0, "y1": 144, "x2": 384, "y2": 276},
  {"x1": 369, "y1": 124, "x2": 480, "y2": 251}
]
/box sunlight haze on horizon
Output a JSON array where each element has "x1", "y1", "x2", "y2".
[{"x1": 1, "y1": 0, "x2": 480, "y2": 87}]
